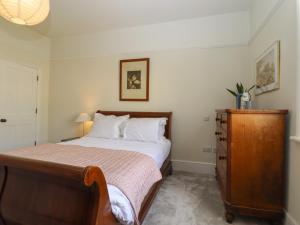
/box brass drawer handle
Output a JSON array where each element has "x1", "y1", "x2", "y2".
[
  {"x1": 0, "y1": 119, "x2": 7, "y2": 123},
  {"x1": 221, "y1": 120, "x2": 227, "y2": 124},
  {"x1": 216, "y1": 118, "x2": 221, "y2": 122},
  {"x1": 215, "y1": 131, "x2": 221, "y2": 136},
  {"x1": 219, "y1": 137, "x2": 227, "y2": 142},
  {"x1": 219, "y1": 156, "x2": 227, "y2": 160}
]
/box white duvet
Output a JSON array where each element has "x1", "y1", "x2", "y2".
[{"x1": 60, "y1": 136, "x2": 171, "y2": 225}]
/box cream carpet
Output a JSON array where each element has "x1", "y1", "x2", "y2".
[{"x1": 143, "y1": 172, "x2": 268, "y2": 225}]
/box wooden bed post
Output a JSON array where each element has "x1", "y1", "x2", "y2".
[
  {"x1": 0, "y1": 155, "x2": 118, "y2": 225},
  {"x1": 83, "y1": 166, "x2": 117, "y2": 225}
]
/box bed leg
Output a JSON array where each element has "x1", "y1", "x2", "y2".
[{"x1": 0, "y1": 166, "x2": 7, "y2": 225}]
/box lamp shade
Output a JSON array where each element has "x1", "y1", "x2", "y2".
[
  {"x1": 75, "y1": 113, "x2": 91, "y2": 123},
  {"x1": 0, "y1": 0, "x2": 50, "y2": 26}
]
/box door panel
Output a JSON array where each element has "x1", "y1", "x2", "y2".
[{"x1": 0, "y1": 61, "x2": 37, "y2": 152}]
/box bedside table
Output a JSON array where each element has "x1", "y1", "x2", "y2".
[{"x1": 61, "y1": 137, "x2": 81, "y2": 142}]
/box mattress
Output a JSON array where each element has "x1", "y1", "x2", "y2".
[{"x1": 60, "y1": 136, "x2": 171, "y2": 225}]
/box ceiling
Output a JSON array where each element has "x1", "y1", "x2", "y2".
[{"x1": 32, "y1": 0, "x2": 252, "y2": 37}]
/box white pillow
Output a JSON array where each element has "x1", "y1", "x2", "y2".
[
  {"x1": 123, "y1": 118, "x2": 167, "y2": 143},
  {"x1": 88, "y1": 113, "x2": 129, "y2": 139}
]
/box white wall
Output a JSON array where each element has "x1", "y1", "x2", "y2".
[
  {"x1": 250, "y1": 0, "x2": 284, "y2": 37},
  {"x1": 49, "y1": 12, "x2": 251, "y2": 164},
  {"x1": 249, "y1": 0, "x2": 300, "y2": 224},
  {"x1": 0, "y1": 19, "x2": 50, "y2": 144},
  {"x1": 250, "y1": 0, "x2": 297, "y2": 134},
  {"x1": 51, "y1": 11, "x2": 249, "y2": 59}
]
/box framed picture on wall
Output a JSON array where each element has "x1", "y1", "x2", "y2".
[
  {"x1": 255, "y1": 41, "x2": 280, "y2": 95},
  {"x1": 119, "y1": 58, "x2": 150, "y2": 101}
]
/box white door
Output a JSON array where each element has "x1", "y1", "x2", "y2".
[{"x1": 0, "y1": 61, "x2": 38, "y2": 152}]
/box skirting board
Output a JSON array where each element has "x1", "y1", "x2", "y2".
[
  {"x1": 172, "y1": 160, "x2": 215, "y2": 175},
  {"x1": 285, "y1": 211, "x2": 299, "y2": 225}
]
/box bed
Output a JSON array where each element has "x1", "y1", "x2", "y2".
[{"x1": 0, "y1": 110, "x2": 172, "y2": 225}]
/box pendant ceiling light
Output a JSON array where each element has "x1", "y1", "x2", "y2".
[{"x1": 0, "y1": 0, "x2": 50, "y2": 26}]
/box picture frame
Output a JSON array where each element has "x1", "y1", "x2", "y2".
[
  {"x1": 119, "y1": 58, "x2": 150, "y2": 101},
  {"x1": 255, "y1": 41, "x2": 280, "y2": 95}
]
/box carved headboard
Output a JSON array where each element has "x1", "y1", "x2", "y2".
[{"x1": 96, "y1": 110, "x2": 172, "y2": 140}]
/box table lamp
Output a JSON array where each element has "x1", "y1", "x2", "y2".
[{"x1": 75, "y1": 113, "x2": 91, "y2": 136}]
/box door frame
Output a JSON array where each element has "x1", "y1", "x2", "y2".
[{"x1": 0, "y1": 59, "x2": 40, "y2": 146}]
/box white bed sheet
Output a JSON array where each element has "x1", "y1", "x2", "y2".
[{"x1": 60, "y1": 136, "x2": 171, "y2": 225}]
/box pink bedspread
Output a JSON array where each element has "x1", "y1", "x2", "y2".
[{"x1": 4, "y1": 143, "x2": 162, "y2": 224}]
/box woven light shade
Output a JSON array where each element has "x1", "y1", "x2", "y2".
[{"x1": 0, "y1": 0, "x2": 49, "y2": 26}]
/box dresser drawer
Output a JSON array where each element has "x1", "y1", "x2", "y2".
[
  {"x1": 216, "y1": 113, "x2": 227, "y2": 133},
  {"x1": 218, "y1": 133, "x2": 227, "y2": 147},
  {"x1": 216, "y1": 113, "x2": 222, "y2": 126},
  {"x1": 216, "y1": 130, "x2": 227, "y2": 150},
  {"x1": 216, "y1": 113, "x2": 228, "y2": 131},
  {"x1": 216, "y1": 143, "x2": 227, "y2": 199},
  {"x1": 220, "y1": 113, "x2": 228, "y2": 131}
]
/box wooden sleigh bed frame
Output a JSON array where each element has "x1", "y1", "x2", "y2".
[{"x1": 0, "y1": 110, "x2": 172, "y2": 225}]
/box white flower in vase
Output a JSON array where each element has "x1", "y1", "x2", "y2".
[{"x1": 242, "y1": 92, "x2": 250, "y2": 102}]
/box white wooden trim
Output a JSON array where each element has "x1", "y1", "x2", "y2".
[
  {"x1": 172, "y1": 160, "x2": 215, "y2": 175},
  {"x1": 290, "y1": 136, "x2": 300, "y2": 144},
  {"x1": 285, "y1": 210, "x2": 300, "y2": 225},
  {"x1": 296, "y1": 0, "x2": 300, "y2": 136}
]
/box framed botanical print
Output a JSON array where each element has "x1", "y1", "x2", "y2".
[
  {"x1": 119, "y1": 58, "x2": 150, "y2": 101},
  {"x1": 255, "y1": 41, "x2": 280, "y2": 95}
]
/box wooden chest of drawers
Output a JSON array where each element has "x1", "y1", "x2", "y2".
[{"x1": 215, "y1": 109, "x2": 288, "y2": 224}]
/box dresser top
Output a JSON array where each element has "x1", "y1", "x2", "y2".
[{"x1": 216, "y1": 109, "x2": 288, "y2": 114}]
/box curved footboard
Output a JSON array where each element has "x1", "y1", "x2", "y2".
[{"x1": 0, "y1": 155, "x2": 118, "y2": 225}]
